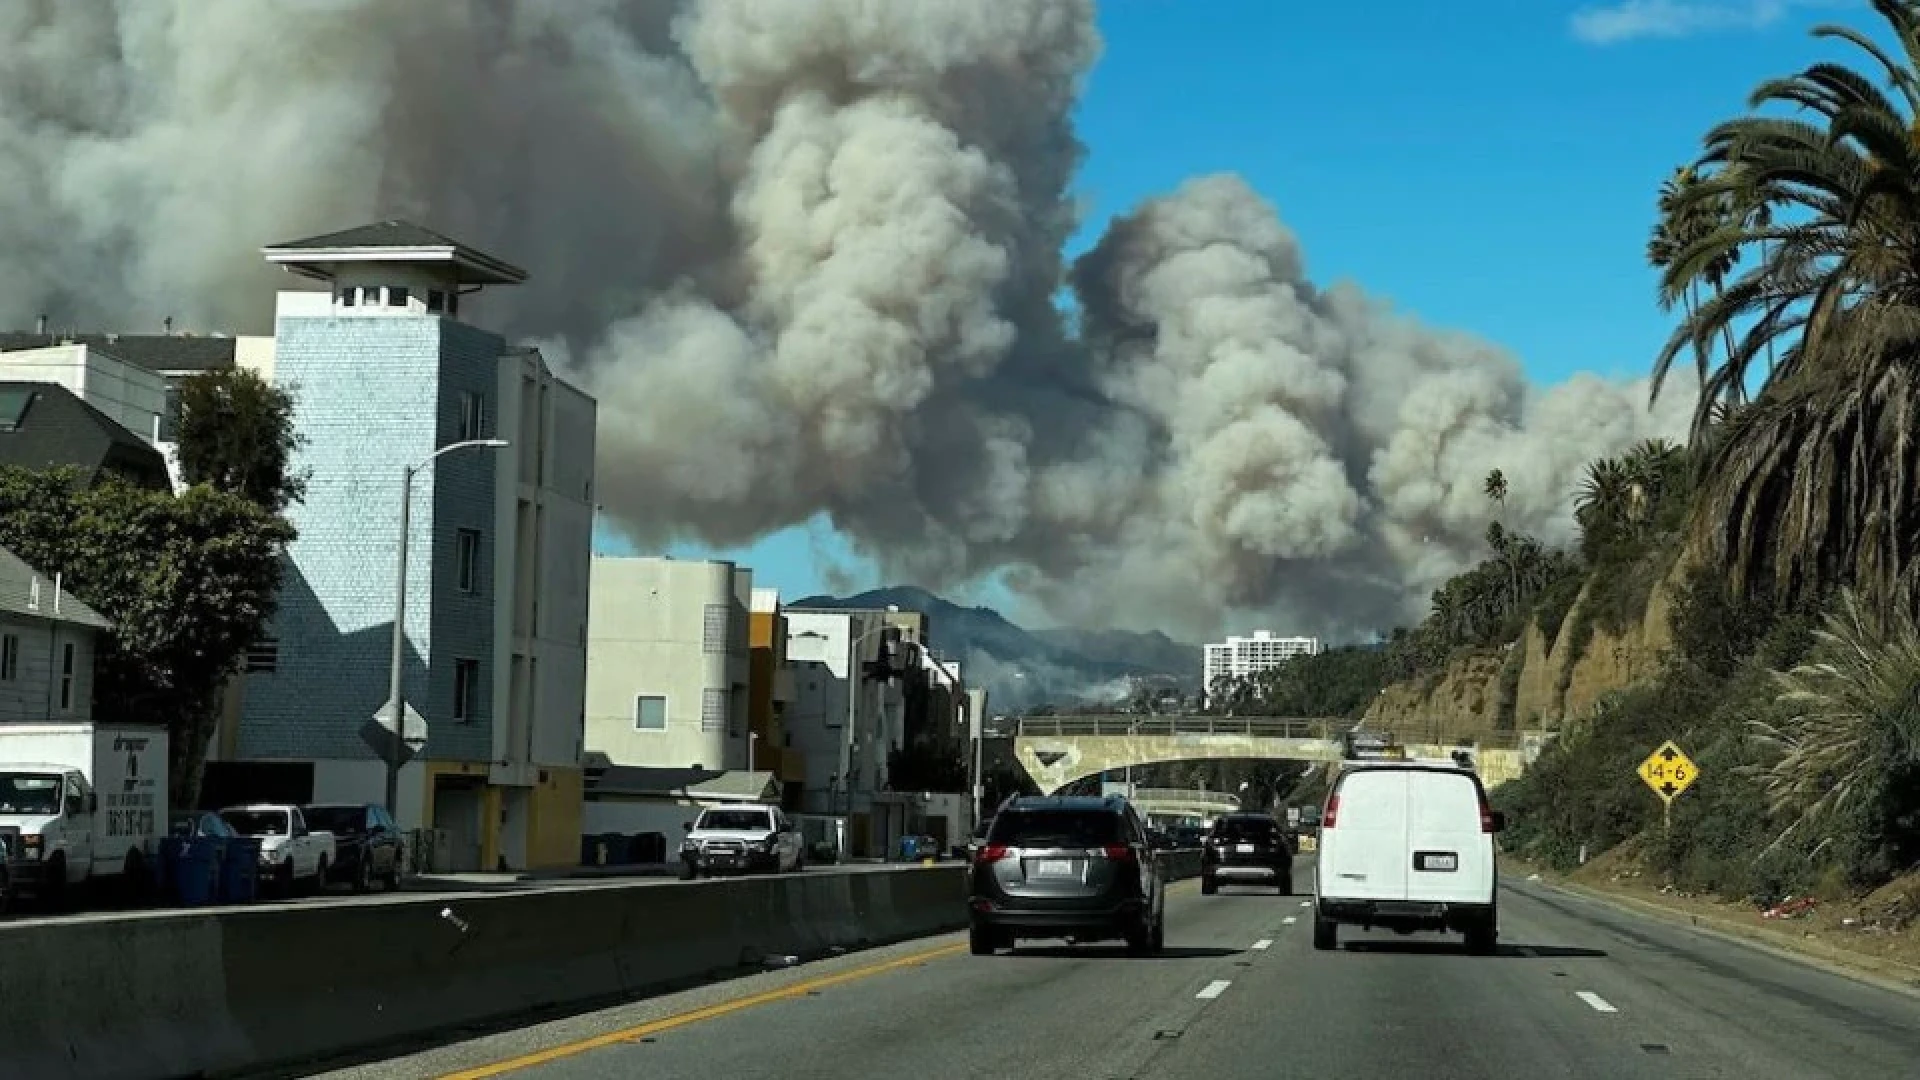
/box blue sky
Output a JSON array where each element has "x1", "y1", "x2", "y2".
[{"x1": 596, "y1": 0, "x2": 1859, "y2": 613}]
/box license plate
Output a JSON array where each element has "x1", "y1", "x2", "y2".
[
  {"x1": 1033, "y1": 859, "x2": 1077, "y2": 879},
  {"x1": 1416, "y1": 852, "x2": 1458, "y2": 872},
  {"x1": 1236, "y1": 843, "x2": 1255, "y2": 854}
]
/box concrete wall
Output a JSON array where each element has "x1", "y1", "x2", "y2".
[
  {"x1": 0, "y1": 615, "x2": 97, "y2": 724},
  {"x1": 586, "y1": 556, "x2": 750, "y2": 772},
  {"x1": 0, "y1": 866, "x2": 967, "y2": 1080}
]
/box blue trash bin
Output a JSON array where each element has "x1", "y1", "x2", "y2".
[
  {"x1": 220, "y1": 837, "x2": 262, "y2": 904},
  {"x1": 173, "y1": 837, "x2": 224, "y2": 907},
  {"x1": 898, "y1": 835, "x2": 919, "y2": 861}
]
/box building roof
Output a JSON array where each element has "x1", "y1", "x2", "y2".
[
  {"x1": 0, "y1": 382, "x2": 171, "y2": 491},
  {"x1": 0, "y1": 543, "x2": 110, "y2": 629},
  {"x1": 582, "y1": 759, "x2": 780, "y2": 803},
  {"x1": 0, "y1": 333, "x2": 237, "y2": 374},
  {"x1": 261, "y1": 219, "x2": 528, "y2": 286}
]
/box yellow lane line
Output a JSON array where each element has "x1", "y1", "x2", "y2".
[{"x1": 437, "y1": 942, "x2": 967, "y2": 1079}]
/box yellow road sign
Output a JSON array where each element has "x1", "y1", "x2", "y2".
[{"x1": 1637, "y1": 741, "x2": 1699, "y2": 803}]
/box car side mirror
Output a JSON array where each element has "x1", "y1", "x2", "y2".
[
  {"x1": 682, "y1": 821, "x2": 694, "y2": 832},
  {"x1": 1488, "y1": 811, "x2": 1507, "y2": 834}
]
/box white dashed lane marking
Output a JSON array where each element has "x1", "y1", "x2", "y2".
[
  {"x1": 1197, "y1": 980, "x2": 1232, "y2": 1001},
  {"x1": 1281, "y1": 916, "x2": 1297, "y2": 926},
  {"x1": 1251, "y1": 939, "x2": 1274, "y2": 951},
  {"x1": 1576, "y1": 992, "x2": 1618, "y2": 1014}
]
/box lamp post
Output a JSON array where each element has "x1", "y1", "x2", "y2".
[{"x1": 384, "y1": 437, "x2": 510, "y2": 820}]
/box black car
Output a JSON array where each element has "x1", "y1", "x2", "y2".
[
  {"x1": 1201, "y1": 812, "x2": 1294, "y2": 895},
  {"x1": 966, "y1": 795, "x2": 1167, "y2": 956},
  {"x1": 302, "y1": 803, "x2": 404, "y2": 892}
]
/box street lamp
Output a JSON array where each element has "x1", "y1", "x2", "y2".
[{"x1": 384, "y1": 437, "x2": 510, "y2": 819}]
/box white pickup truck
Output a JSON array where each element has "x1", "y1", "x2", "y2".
[{"x1": 219, "y1": 804, "x2": 335, "y2": 894}]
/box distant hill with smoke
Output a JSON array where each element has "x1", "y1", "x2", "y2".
[{"x1": 791, "y1": 586, "x2": 1199, "y2": 714}]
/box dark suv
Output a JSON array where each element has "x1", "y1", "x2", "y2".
[
  {"x1": 966, "y1": 795, "x2": 1166, "y2": 956},
  {"x1": 1201, "y1": 812, "x2": 1294, "y2": 895}
]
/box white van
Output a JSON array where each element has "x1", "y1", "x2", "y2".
[{"x1": 1311, "y1": 759, "x2": 1505, "y2": 953}]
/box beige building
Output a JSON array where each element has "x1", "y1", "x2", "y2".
[{"x1": 586, "y1": 556, "x2": 752, "y2": 772}]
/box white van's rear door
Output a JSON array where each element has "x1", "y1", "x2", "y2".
[
  {"x1": 1320, "y1": 768, "x2": 1409, "y2": 902},
  {"x1": 1404, "y1": 769, "x2": 1492, "y2": 905}
]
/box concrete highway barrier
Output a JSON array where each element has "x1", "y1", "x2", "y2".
[{"x1": 0, "y1": 865, "x2": 966, "y2": 1080}]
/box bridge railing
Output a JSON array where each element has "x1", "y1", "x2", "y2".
[{"x1": 1012, "y1": 715, "x2": 1528, "y2": 749}]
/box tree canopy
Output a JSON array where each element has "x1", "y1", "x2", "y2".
[{"x1": 175, "y1": 368, "x2": 306, "y2": 514}]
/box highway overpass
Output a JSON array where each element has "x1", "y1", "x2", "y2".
[{"x1": 1012, "y1": 715, "x2": 1542, "y2": 795}]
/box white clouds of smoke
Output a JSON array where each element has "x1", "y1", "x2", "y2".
[{"x1": 0, "y1": 0, "x2": 1694, "y2": 641}]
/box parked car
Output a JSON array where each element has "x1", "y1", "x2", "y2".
[
  {"x1": 1201, "y1": 812, "x2": 1294, "y2": 895},
  {"x1": 679, "y1": 805, "x2": 805, "y2": 878},
  {"x1": 169, "y1": 812, "x2": 239, "y2": 842},
  {"x1": 219, "y1": 804, "x2": 335, "y2": 895},
  {"x1": 303, "y1": 803, "x2": 404, "y2": 892},
  {"x1": 1312, "y1": 759, "x2": 1504, "y2": 953},
  {"x1": 966, "y1": 794, "x2": 1167, "y2": 956}
]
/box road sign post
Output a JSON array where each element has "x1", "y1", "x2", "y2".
[{"x1": 1636, "y1": 740, "x2": 1699, "y2": 832}]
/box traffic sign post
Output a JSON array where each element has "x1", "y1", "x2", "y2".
[{"x1": 1636, "y1": 740, "x2": 1699, "y2": 831}]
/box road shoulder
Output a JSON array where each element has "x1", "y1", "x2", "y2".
[{"x1": 1502, "y1": 865, "x2": 1920, "y2": 1000}]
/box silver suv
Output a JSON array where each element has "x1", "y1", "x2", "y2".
[{"x1": 965, "y1": 795, "x2": 1167, "y2": 956}]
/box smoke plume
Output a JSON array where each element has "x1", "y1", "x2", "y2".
[{"x1": 0, "y1": 0, "x2": 1693, "y2": 640}]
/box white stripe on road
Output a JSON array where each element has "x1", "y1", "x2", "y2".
[
  {"x1": 1299, "y1": 901, "x2": 1311, "y2": 908},
  {"x1": 1576, "y1": 992, "x2": 1618, "y2": 1014},
  {"x1": 1281, "y1": 916, "x2": 1297, "y2": 925},
  {"x1": 1251, "y1": 939, "x2": 1274, "y2": 950},
  {"x1": 1197, "y1": 980, "x2": 1232, "y2": 1000}
]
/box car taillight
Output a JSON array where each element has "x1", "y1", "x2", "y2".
[
  {"x1": 979, "y1": 844, "x2": 1010, "y2": 863},
  {"x1": 1102, "y1": 844, "x2": 1134, "y2": 862},
  {"x1": 1479, "y1": 798, "x2": 1496, "y2": 833},
  {"x1": 1322, "y1": 794, "x2": 1340, "y2": 829}
]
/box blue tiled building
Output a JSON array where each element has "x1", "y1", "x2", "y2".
[{"x1": 229, "y1": 223, "x2": 597, "y2": 872}]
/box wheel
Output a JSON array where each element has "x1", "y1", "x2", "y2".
[
  {"x1": 969, "y1": 918, "x2": 1003, "y2": 956},
  {"x1": 42, "y1": 855, "x2": 69, "y2": 911},
  {"x1": 353, "y1": 854, "x2": 373, "y2": 893},
  {"x1": 679, "y1": 859, "x2": 699, "y2": 881},
  {"x1": 1200, "y1": 874, "x2": 1217, "y2": 896},
  {"x1": 796, "y1": 848, "x2": 807, "y2": 872},
  {"x1": 1464, "y1": 916, "x2": 1498, "y2": 955},
  {"x1": 278, "y1": 859, "x2": 295, "y2": 895},
  {"x1": 312, "y1": 856, "x2": 330, "y2": 894},
  {"x1": 1149, "y1": 909, "x2": 1166, "y2": 952},
  {"x1": 1126, "y1": 911, "x2": 1160, "y2": 955},
  {"x1": 1312, "y1": 913, "x2": 1338, "y2": 951},
  {"x1": 385, "y1": 848, "x2": 404, "y2": 891},
  {"x1": 1277, "y1": 874, "x2": 1294, "y2": 896}
]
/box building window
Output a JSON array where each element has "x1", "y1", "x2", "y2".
[
  {"x1": 458, "y1": 390, "x2": 486, "y2": 441},
  {"x1": 160, "y1": 383, "x2": 182, "y2": 441},
  {"x1": 426, "y1": 289, "x2": 446, "y2": 313},
  {"x1": 635, "y1": 695, "x2": 667, "y2": 731},
  {"x1": 387, "y1": 285, "x2": 410, "y2": 308},
  {"x1": 456, "y1": 529, "x2": 481, "y2": 593},
  {"x1": 337, "y1": 286, "x2": 356, "y2": 307},
  {"x1": 701, "y1": 688, "x2": 726, "y2": 733},
  {"x1": 0, "y1": 633, "x2": 16, "y2": 681},
  {"x1": 58, "y1": 642, "x2": 75, "y2": 712},
  {"x1": 452, "y1": 658, "x2": 481, "y2": 723},
  {"x1": 244, "y1": 639, "x2": 279, "y2": 674},
  {"x1": 702, "y1": 604, "x2": 727, "y2": 654}
]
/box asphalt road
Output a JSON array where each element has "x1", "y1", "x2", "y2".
[{"x1": 316, "y1": 858, "x2": 1920, "y2": 1080}]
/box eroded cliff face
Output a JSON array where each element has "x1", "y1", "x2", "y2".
[{"x1": 1366, "y1": 556, "x2": 1688, "y2": 736}]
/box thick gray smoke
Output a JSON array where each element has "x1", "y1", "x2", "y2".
[{"x1": 0, "y1": 0, "x2": 1694, "y2": 641}]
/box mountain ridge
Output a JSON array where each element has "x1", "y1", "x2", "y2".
[{"x1": 788, "y1": 585, "x2": 1201, "y2": 711}]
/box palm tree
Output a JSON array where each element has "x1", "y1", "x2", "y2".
[
  {"x1": 1484, "y1": 469, "x2": 1520, "y2": 605},
  {"x1": 1648, "y1": 0, "x2": 1920, "y2": 617}
]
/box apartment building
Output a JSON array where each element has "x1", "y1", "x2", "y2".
[
  {"x1": 584, "y1": 556, "x2": 753, "y2": 773},
  {"x1": 782, "y1": 608, "x2": 913, "y2": 854},
  {"x1": 1202, "y1": 631, "x2": 1324, "y2": 703},
  {"x1": 223, "y1": 221, "x2": 596, "y2": 873},
  {"x1": 748, "y1": 588, "x2": 802, "y2": 800}
]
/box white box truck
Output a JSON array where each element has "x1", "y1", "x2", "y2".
[{"x1": 0, "y1": 723, "x2": 169, "y2": 904}]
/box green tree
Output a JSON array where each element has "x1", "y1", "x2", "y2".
[
  {"x1": 0, "y1": 467, "x2": 293, "y2": 808},
  {"x1": 175, "y1": 369, "x2": 307, "y2": 513},
  {"x1": 1650, "y1": 0, "x2": 1920, "y2": 617}
]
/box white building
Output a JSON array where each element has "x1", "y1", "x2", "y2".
[
  {"x1": 1203, "y1": 631, "x2": 1324, "y2": 703},
  {"x1": 782, "y1": 609, "x2": 910, "y2": 852},
  {"x1": 584, "y1": 555, "x2": 753, "y2": 773}
]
